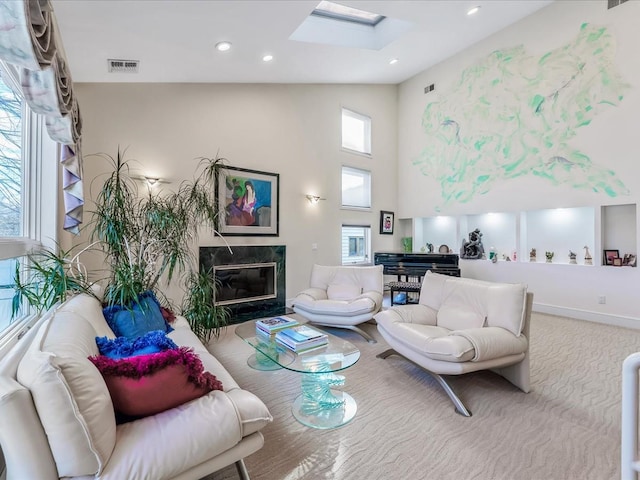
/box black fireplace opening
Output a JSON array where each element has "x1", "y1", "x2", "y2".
[
  {"x1": 199, "y1": 245, "x2": 286, "y2": 323},
  {"x1": 214, "y1": 263, "x2": 276, "y2": 305}
]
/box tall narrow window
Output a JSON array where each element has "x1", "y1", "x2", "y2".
[
  {"x1": 0, "y1": 67, "x2": 23, "y2": 238},
  {"x1": 341, "y1": 108, "x2": 371, "y2": 155},
  {"x1": 341, "y1": 225, "x2": 371, "y2": 265},
  {"x1": 0, "y1": 64, "x2": 24, "y2": 334},
  {"x1": 341, "y1": 166, "x2": 371, "y2": 209},
  {"x1": 0, "y1": 60, "x2": 57, "y2": 345}
]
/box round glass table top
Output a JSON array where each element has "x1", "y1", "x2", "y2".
[{"x1": 235, "y1": 315, "x2": 360, "y2": 374}]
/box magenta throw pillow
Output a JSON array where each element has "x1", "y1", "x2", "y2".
[{"x1": 89, "y1": 347, "x2": 223, "y2": 417}]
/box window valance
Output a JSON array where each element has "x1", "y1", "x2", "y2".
[{"x1": 0, "y1": 0, "x2": 83, "y2": 233}]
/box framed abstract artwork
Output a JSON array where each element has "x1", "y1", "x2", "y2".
[{"x1": 216, "y1": 166, "x2": 279, "y2": 236}]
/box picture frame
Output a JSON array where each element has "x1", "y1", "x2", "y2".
[
  {"x1": 603, "y1": 249, "x2": 619, "y2": 266},
  {"x1": 216, "y1": 166, "x2": 279, "y2": 236},
  {"x1": 380, "y1": 211, "x2": 394, "y2": 235},
  {"x1": 628, "y1": 254, "x2": 637, "y2": 267}
]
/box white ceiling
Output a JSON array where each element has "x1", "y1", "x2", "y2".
[{"x1": 52, "y1": 0, "x2": 554, "y2": 85}]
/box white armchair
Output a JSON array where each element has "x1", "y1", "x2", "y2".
[
  {"x1": 375, "y1": 271, "x2": 533, "y2": 416},
  {"x1": 292, "y1": 264, "x2": 384, "y2": 343}
]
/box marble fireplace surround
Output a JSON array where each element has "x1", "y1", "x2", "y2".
[{"x1": 199, "y1": 245, "x2": 286, "y2": 323}]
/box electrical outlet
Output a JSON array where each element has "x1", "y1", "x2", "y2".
[
  {"x1": 598, "y1": 295, "x2": 606, "y2": 304},
  {"x1": 311, "y1": 243, "x2": 318, "y2": 251}
]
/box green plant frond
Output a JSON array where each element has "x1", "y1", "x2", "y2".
[
  {"x1": 194, "y1": 155, "x2": 227, "y2": 187},
  {"x1": 11, "y1": 244, "x2": 94, "y2": 319},
  {"x1": 181, "y1": 268, "x2": 228, "y2": 343}
]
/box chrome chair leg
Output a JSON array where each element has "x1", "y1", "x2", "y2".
[
  {"x1": 312, "y1": 323, "x2": 377, "y2": 343},
  {"x1": 235, "y1": 459, "x2": 250, "y2": 480},
  {"x1": 377, "y1": 348, "x2": 472, "y2": 417}
]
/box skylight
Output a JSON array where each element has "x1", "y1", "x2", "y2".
[
  {"x1": 311, "y1": 1, "x2": 385, "y2": 27},
  {"x1": 291, "y1": 1, "x2": 411, "y2": 51}
]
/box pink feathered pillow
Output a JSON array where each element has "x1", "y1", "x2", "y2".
[{"x1": 89, "y1": 347, "x2": 223, "y2": 418}]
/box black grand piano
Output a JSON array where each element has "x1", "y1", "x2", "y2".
[{"x1": 374, "y1": 251, "x2": 461, "y2": 304}]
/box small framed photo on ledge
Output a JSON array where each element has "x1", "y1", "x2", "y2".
[
  {"x1": 603, "y1": 249, "x2": 619, "y2": 266},
  {"x1": 380, "y1": 211, "x2": 394, "y2": 235}
]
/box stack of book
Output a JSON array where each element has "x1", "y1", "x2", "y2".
[
  {"x1": 275, "y1": 325, "x2": 328, "y2": 353},
  {"x1": 255, "y1": 316, "x2": 299, "y2": 337}
]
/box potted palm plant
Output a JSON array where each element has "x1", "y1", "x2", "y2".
[
  {"x1": 11, "y1": 149, "x2": 230, "y2": 342},
  {"x1": 90, "y1": 148, "x2": 230, "y2": 341}
]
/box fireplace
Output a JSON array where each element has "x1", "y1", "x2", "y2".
[
  {"x1": 199, "y1": 245, "x2": 286, "y2": 323},
  {"x1": 214, "y1": 262, "x2": 276, "y2": 306}
]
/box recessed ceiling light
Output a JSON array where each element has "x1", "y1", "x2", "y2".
[
  {"x1": 389, "y1": 58, "x2": 398, "y2": 65},
  {"x1": 262, "y1": 54, "x2": 274, "y2": 62},
  {"x1": 215, "y1": 41, "x2": 232, "y2": 52},
  {"x1": 467, "y1": 6, "x2": 481, "y2": 16}
]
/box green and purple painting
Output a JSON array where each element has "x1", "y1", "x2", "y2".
[{"x1": 415, "y1": 23, "x2": 630, "y2": 209}]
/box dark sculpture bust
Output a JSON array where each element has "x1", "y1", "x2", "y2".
[{"x1": 460, "y1": 228, "x2": 485, "y2": 259}]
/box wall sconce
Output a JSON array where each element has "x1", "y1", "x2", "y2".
[
  {"x1": 305, "y1": 194, "x2": 325, "y2": 204},
  {"x1": 133, "y1": 175, "x2": 169, "y2": 187}
]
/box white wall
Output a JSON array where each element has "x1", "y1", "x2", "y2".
[
  {"x1": 68, "y1": 83, "x2": 398, "y2": 306},
  {"x1": 397, "y1": 0, "x2": 640, "y2": 325},
  {"x1": 62, "y1": 1, "x2": 640, "y2": 325}
]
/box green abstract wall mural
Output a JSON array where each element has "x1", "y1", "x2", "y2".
[{"x1": 415, "y1": 23, "x2": 630, "y2": 209}]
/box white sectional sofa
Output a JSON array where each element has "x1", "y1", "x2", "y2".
[{"x1": 0, "y1": 292, "x2": 272, "y2": 480}]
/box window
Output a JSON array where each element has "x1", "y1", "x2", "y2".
[
  {"x1": 341, "y1": 166, "x2": 371, "y2": 209},
  {"x1": 341, "y1": 108, "x2": 371, "y2": 155},
  {"x1": 0, "y1": 67, "x2": 22, "y2": 237},
  {"x1": 341, "y1": 225, "x2": 371, "y2": 265},
  {"x1": 0, "y1": 61, "x2": 57, "y2": 347}
]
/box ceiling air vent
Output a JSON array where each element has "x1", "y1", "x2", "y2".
[{"x1": 107, "y1": 59, "x2": 139, "y2": 73}]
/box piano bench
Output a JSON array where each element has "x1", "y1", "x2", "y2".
[{"x1": 388, "y1": 281, "x2": 422, "y2": 305}]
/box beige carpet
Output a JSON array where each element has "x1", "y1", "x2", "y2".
[{"x1": 203, "y1": 312, "x2": 640, "y2": 480}]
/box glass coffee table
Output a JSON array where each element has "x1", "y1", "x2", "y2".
[{"x1": 235, "y1": 315, "x2": 360, "y2": 429}]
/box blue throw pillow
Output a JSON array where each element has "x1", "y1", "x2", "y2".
[
  {"x1": 96, "y1": 330, "x2": 178, "y2": 359},
  {"x1": 103, "y1": 291, "x2": 174, "y2": 339}
]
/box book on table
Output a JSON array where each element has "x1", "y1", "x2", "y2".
[
  {"x1": 255, "y1": 327, "x2": 276, "y2": 345},
  {"x1": 275, "y1": 325, "x2": 328, "y2": 352},
  {"x1": 277, "y1": 339, "x2": 328, "y2": 354},
  {"x1": 255, "y1": 316, "x2": 299, "y2": 336}
]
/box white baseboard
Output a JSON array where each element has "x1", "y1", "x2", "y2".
[{"x1": 534, "y1": 302, "x2": 640, "y2": 330}]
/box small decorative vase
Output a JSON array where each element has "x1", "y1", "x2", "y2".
[
  {"x1": 401, "y1": 237, "x2": 412, "y2": 253},
  {"x1": 584, "y1": 245, "x2": 593, "y2": 265}
]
